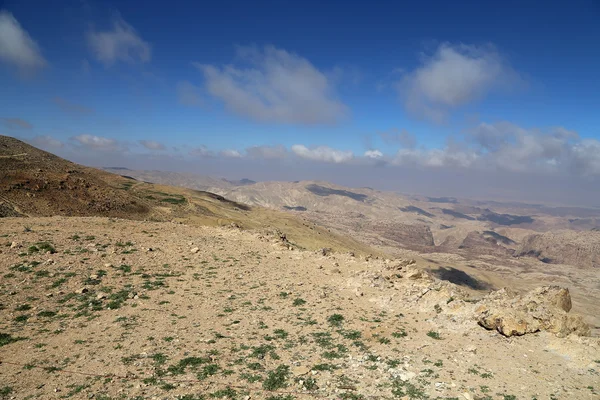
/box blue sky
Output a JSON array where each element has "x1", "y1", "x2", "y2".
[{"x1": 1, "y1": 0, "x2": 599, "y2": 204}]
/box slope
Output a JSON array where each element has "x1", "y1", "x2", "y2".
[{"x1": 0, "y1": 136, "x2": 374, "y2": 255}]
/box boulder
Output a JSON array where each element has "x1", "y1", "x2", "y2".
[{"x1": 477, "y1": 285, "x2": 589, "y2": 337}]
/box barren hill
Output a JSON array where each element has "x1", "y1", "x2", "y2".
[
  {"x1": 0, "y1": 136, "x2": 373, "y2": 255},
  {"x1": 0, "y1": 135, "x2": 150, "y2": 218}
]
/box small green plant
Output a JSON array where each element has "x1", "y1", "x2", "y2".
[
  {"x1": 29, "y1": 242, "x2": 56, "y2": 254},
  {"x1": 378, "y1": 337, "x2": 391, "y2": 344},
  {"x1": 0, "y1": 333, "x2": 26, "y2": 347},
  {"x1": 37, "y1": 310, "x2": 57, "y2": 318},
  {"x1": 167, "y1": 356, "x2": 211, "y2": 375},
  {"x1": 339, "y1": 329, "x2": 361, "y2": 339},
  {"x1": 197, "y1": 364, "x2": 220, "y2": 379},
  {"x1": 151, "y1": 353, "x2": 168, "y2": 365},
  {"x1": 312, "y1": 363, "x2": 338, "y2": 371},
  {"x1": 426, "y1": 331, "x2": 441, "y2": 340},
  {"x1": 263, "y1": 365, "x2": 290, "y2": 390},
  {"x1": 210, "y1": 387, "x2": 237, "y2": 399},
  {"x1": 14, "y1": 314, "x2": 29, "y2": 323},
  {"x1": 327, "y1": 313, "x2": 345, "y2": 327},
  {"x1": 391, "y1": 379, "x2": 427, "y2": 399},
  {"x1": 300, "y1": 376, "x2": 318, "y2": 390},
  {"x1": 273, "y1": 329, "x2": 289, "y2": 339},
  {"x1": 0, "y1": 386, "x2": 13, "y2": 398},
  {"x1": 392, "y1": 330, "x2": 407, "y2": 338},
  {"x1": 292, "y1": 298, "x2": 306, "y2": 306}
]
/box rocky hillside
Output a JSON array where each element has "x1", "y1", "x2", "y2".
[
  {"x1": 517, "y1": 230, "x2": 600, "y2": 267},
  {"x1": 1, "y1": 217, "x2": 598, "y2": 399},
  {"x1": 0, "y1": 135, "x2": 151, "y2": 218}
]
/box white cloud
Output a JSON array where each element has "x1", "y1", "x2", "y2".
[
  {"x1": 398, "y1": 43, "x2": 519, "y2": 122},
  {"x1": 29, "y1": 135, "x2": 63, "y2": 149},
  {"x1": 0, "y1": 10, "x2": 46, "y2": 72},
  {"x1": 364, "y1": 149, "x2": 383, "y2": 159},
  {"x1": 291, "y1": 144, "x2": 353, "y2": 164},
  {"x1": 220, "y1": 149, "x2": 242, "y2": 158},
  {"x1": 195, "y1": 45, "x2": 348, "y2": 124},
  {"x1": 245, "y1": 145, "x2": 288, "y2": 159},
  {"x1": 176, "y1": 80, "x2": 203, "y2": 107},
  {"x1": 139, "y1": 140, "x2": 165, "y2": 150},
  {"x1": 87, "y1": 15, "x2": 151, "y2": 66},
  {"x1": 189, "y1": 145, "x2": 214, "y2": 158},
  {"x1": 71, "y1": 134, "x2": 121, "y2": 151}
]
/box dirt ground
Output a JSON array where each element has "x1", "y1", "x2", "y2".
[{"x1": 1, "y1": 217, "x2": 599, "y2": 400}]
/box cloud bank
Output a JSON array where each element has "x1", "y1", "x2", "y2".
[{"x1": 291, "y1": 144, "x2": 353, "y2": 164}]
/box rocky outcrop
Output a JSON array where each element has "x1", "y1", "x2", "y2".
[
  {"x1": 516, "y1": 231, "x2": 600, "y2": 268},
  {"x1": 476, "y1": 286, "x2": 590, "y2": 337},
  {"x1": 351, "y1": 260, "x2": 590, "y2": 338}
]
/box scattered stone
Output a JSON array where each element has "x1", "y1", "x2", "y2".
[
  {"x1": 321, "y1": 247, "x2": 332, "y2": 256},
  {"x1": 190, "y1": 247, "x2": 199, "y2": 254},
  {"x1": 292, "y1": 366, "x2": 310, "y2": 375},
  {"x1": 398, "y1": 371, "x2": 416, "y2": 381},
  {"x1": 464, "y1": 345, "x2": 477, "y2": 354},
  {"x1": 77, "y1": 288, "x2": 89, "y2": 294}
]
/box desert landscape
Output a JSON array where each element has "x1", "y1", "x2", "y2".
[
  {"x1": 1, "y1": 136, "x2": 599, "y2": 400},
  {"x1": 3, "y1": 2, "x2": 600, "y2": 397}
]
